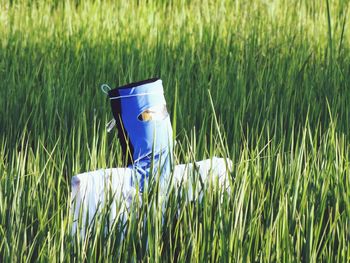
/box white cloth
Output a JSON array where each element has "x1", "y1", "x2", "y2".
[{"x1": 71, "y1": 157, "x2": 232, "y2": 237}]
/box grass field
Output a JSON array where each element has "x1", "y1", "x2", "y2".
[{"x1": 1, "y1": 0, "x2": 350, "y2": 261}]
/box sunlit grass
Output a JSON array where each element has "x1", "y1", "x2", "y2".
[{"x1": 0, "y1": 0, "x2": 350, "y2": 261}]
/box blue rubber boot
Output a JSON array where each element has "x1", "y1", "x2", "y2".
[{"x1": 107, "y1": 78, "x2": 173, "y2": 192}]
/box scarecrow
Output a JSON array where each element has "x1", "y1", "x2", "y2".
[{"x1": 71, "y1": 78, "x2": 232, "y2": 236}]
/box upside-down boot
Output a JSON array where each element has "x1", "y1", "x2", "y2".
[{"x1": 107, "y1": 78, "x2": 173, "y2": 193}]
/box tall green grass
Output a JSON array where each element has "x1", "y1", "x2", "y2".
[{"x1": 0, "y1": 0, "x2": 350, "y2": 261}]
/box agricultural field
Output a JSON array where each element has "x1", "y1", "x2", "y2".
[{"x1": 0, "y1": 0, "x2": 350, "y2": 262}]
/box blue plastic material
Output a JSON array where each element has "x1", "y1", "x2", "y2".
[{"x1": 109, "y1": 79, "x2": 173, "y2": 192}]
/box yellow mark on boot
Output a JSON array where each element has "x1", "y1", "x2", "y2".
[{"x1": 138, "y1": 104, "x2": 168, "y2": 122}]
